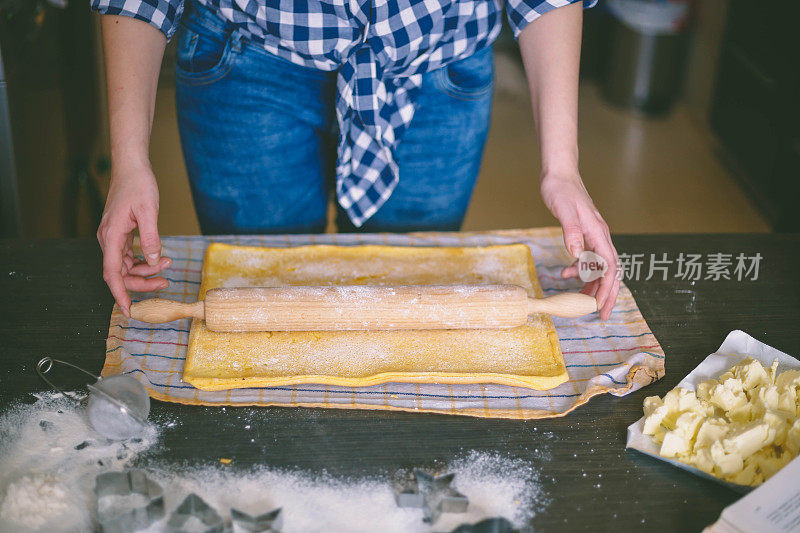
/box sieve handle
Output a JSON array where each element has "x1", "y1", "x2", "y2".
[{"x1": 36, "y1": 357, "x2": 100, "y2": 404}]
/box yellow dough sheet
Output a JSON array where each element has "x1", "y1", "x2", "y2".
[{"x1": 183, "y1": 242, "x2": 568, "y2": 391}]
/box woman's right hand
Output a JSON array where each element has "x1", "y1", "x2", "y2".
[
  {"x1": 97, "y1": 15, "x2": 171, "y2": 316},
  {"x1": 97, "y1": 162, "x2": 171, "y2": 316}
]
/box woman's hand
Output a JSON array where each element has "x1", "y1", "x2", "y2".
[
  {"x1": 97, "y1": 16, "x2": 170, "y2": 316},
  {"x1": 541, "y1": 172, "x2": 619, "y2": 320},
  {"x1": 97, "y1": 162, "x2": 171, "y2": 316},
  {"x1": 516, "y1": 5, "x2": 616, "y2": 318}
]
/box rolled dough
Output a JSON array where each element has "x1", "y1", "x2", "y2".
[{"x1": 183, "y1": 243, "x2": 568, "y2": 390}]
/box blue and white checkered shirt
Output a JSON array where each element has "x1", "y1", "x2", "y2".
[{"x1": 91, "y1": 0, "x2": 588, "y2": 226}]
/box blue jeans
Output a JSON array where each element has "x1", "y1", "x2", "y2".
[{"x1": 175, "y1": 1, "x2": 494, "y2": 234}]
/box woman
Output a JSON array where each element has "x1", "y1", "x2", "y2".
[{"x1": 93, "y1": 0, "x2": 619, "y2": 319}]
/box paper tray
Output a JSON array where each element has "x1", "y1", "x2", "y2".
[{"x1": 626, "y1": 330, "x2": 800, "y2": 493}]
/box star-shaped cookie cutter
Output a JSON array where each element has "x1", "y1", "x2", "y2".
[
  {"x1": 166, "y1": 493, "x2": 224, "y2": 533},
  {"x1": 231, "y1": 507, "x2": 283, "y2": 532},
  {"x1": 94, "y1": 469, "x2": 165, "y2": 533},
  {"x1": 395, "y1": 469, "x2": 469, "y2": 524}
]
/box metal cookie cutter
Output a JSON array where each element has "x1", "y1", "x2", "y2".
[
  {"x1": 166, "y1": 493, "x2": 224, "y2": 533},
  {"x1": 231, "y1": 507, "x2": 283, "y2": 532},
  {"x1": 95, "y1": 469, "x2": 165, "y2": 533},
  {"x1": 395, "y1": 469, "x2": 469, "y2": 524}
]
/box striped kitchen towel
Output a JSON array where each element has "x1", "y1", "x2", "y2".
[{"x1": 102, "y1": 227, "x2": 665, "y2": 419}]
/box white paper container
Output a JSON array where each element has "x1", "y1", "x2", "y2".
[{"x1": 626, "y1": 330, "x2": 800, "y2": 493}]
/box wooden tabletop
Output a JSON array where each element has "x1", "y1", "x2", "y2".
[{"x1": 1, "y1": 234, "x2": 798, "y2": 532}]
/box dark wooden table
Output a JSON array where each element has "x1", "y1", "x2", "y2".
[{"x1": 1, "y1": 234, "x2": 799, "y2": 532}]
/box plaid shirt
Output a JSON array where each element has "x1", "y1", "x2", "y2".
[{"x1": 92, "y1": 0, "x2": 588, "y2": 226}]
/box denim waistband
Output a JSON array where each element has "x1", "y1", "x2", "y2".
[{"x1": 182, "y1": 0, "x2": 232, "y2": 36}]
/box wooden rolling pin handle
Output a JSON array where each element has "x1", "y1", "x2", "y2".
[
  {"x1": 527, "y1": 292, "x2": 597, "y2": 318},
  {"x1": 130, "y1": 299, "x2": 205, "y2": 323}
]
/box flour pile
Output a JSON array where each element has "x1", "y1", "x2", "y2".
[
  {"x1": 0, "y1": 393, "x2": 548, "y2": 532},
  {"x1": 0, "y1": 392, "x2": 159, "y2": 532}
]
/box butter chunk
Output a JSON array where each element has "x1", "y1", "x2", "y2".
[
  {"x1": 710, "y1": 441, "x2": 743, "y2": 477},
  {"x1": 660, "y1": 430, "x2": 686, "y2": 458},
  {"x1": 677, "y1": 388, "x2": 703, "y2": 413},
  {"x1": 775, "y1": 369, "x2": 800, "y2": 390},
  {"x1": 690, "y1": 447, "x2": 715, "y2": 474},
  {"x1": 661, "y1": 388, "x2": 690, "y2": 413},
  {"x1": 768, "y1": 359, "x2": 780, "y2": 384},
  {"x1": 727, "y1": 403, "x2": 754, "y2": 424},
  {"x1": 709, "y1": 381, "x2": 747, "y2": 412},
  {"x1": 695, "y1": 418, "x2": 730, "y2": 449},
  {"x1": 762, "y1": 409, "x2": 791, "y2": 446},
  {"x1": 776, "y1": 387, "x2": 797, "y2": 415},
  {"x1": 660, "y1": 429, "x2": 691, "y2": 458},
  {"x1": 717, "y1": 370, "x2": 735, "y2": 384},
  {"x1": 722, "y1": 422, "x2": 774, "y2": 458},
  {"x1": 677, "y1": 411, "x2": 704, "y2": 438},
  {"x1": 756, "y1": 385, "x2": 781, "y2": 412},
  {"x1": 643, "y1": 404, "x2": 670, "y2": 435},
  {"x1": 733, "y1": 358, "x2": 770, "y2": 391},
  {"x1": 643, "y1": 395, "x2": 664, "y2": 417},
  {"x1": 696, "y1": 379, "x2": 716, "y2": 401},
  {"x1": 728, "y1": 462, "x2": 760, "y2": 486},
  {"x1": 659, "y1": 412, "x2": 703, "y2": 458}
]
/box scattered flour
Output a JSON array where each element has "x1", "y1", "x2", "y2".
[
  {"x1": 0, "y1": 393, "x2": 548, "y2": 532},
  {"x1": 0, "y1": 475, "x2": 70, "y2": 529},
  {"x1": 140, "y1": 451, "x2": 546, "y2": 533},
  {"x1": 0, "y1": 392, "x2": 159, "y2": 532}
]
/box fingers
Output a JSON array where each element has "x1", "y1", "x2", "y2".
[
  {"x1": 590, "y1": 228, "x2": 620, "y2": 320},
  {"x1": 127, "y1": 257, "x2": 171, "y2": 277},
  {"x1": 580, "y1": 279, "x2": 599, "y2": 297},
  {"x1": 561, "y1": 263, "x2": 579, "y2": 279},
  {"x1": 562, "y1": 219, "x2": 585, "y2": 259},
  {"x1": 555, "y1": 208, "x2": 619, "y2": 320},
  {"x1": 99, "y1": 226, "x2": 132, "y2": 317},
  {"x1": 551, "y1": 196, "x2": 585, "y2": 259},
  {"x1": 135, "y1": 204, "x2": 162, "y2": 266},
  {"x1": 124, "y1": 275, "x2": 169, "y2": 293},
  {"x1": 98, "y1": 211, "x2": 170, "y2": 318},
  {"x1": 118, "y1": 243, "x2": 170, "y2": 293},
  {"x1": 594, "y1": 264, "x2": 616, "y2": 318},
  {"x1": 599, "y1": 276, "x2": 620, "y2": 321},
  {"x1": 543, "y1": 173, "x2": 620, "y2": 320}
]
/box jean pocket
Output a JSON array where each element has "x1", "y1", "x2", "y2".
[
  {"x1": 175, "y1": 22, "x2": 240, "y2": 86},
  {"x1": 435, "y1": 47, "x2": 494, "y2": 101}
]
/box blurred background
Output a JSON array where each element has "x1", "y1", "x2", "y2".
[{"x1": 0, "y1": 0, "x2": 797, "y2": 239}]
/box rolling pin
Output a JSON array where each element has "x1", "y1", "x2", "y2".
[{"x1": 129, "y1": 284, "x2": 597, "y2": 332}]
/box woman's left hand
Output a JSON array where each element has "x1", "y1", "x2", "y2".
[{"x1": 540, "y1": 172, "x2": 619, "y2": 320}]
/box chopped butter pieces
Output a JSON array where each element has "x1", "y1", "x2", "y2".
[{"x1": 641, "y1": 357, "x2": 800, "y2": 486}]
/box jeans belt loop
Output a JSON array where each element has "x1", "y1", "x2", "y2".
[{"x1": 230, "y1": 29, "x2": 243, "y2": 54}]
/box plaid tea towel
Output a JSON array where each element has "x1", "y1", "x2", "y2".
[{"x1": 102, "y1": 227, "x2": 665, "y2": 419}]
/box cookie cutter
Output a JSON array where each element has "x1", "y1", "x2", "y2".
[
  {"x1": 448, "y1": 517, "x2": 532, "y2": 533},
  {"x1": 95, "y1": 469, "x2": 165, "y2": 533},
  {"x1": 231, "y1": 507, "x2": 283, "y2": 532},
  {"x1": 166, "y1": 493, "x2": 224, "y2": 533},
  {"x1": 395, "y1": 469, "x2": 469, "y2": 524}
]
